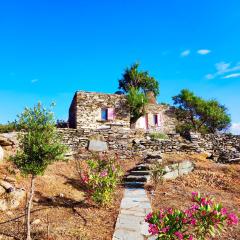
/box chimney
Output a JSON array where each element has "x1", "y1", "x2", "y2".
[{"x1": 146, "y1": 91, "x2": 156, "y2": 104}]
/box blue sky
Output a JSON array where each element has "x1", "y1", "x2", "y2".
[{"x1": 0, "y1": 0, "x2": 240, "y2": 133}]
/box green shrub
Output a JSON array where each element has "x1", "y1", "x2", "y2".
[
  {"x1": 150, "y1": 132, "x2": 168, "y2": 140},
  {"x1": 80, "y1": 153, "x2": 123, "y2": 206},
  {"x1": 150, "y1": 162, "x2": 165, "y2": 185},
  {"x1": 0, "y1": 121, "x2": 18, "y2": 133}
]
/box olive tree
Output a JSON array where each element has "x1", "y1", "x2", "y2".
[{"x1": 11, "y1": 103, "x2": 67, "y2": 240}]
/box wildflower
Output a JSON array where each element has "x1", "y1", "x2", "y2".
[
  {"x1": 189, "y1": 235, "x2": 193, "y2": 240},
  {"x1": 149, "y1": 224, "x2": 159, "y2": 235},
  {"x1": 100, "y1": 170, "x2": 108, "y2": 177},
  {"x1": 192, "y1": 192, "x2": 198, "y2": 198},
  {"x1": 200, "y1": 198, "x2": 207, "y2": 206},
  {"x1": 145, "y1": 213, "x2": 153, "y2": 222},
  {"x1": 161, "y1": 226, "x2": 170, "y2": 233},
  {"x1": 174, "y1": 231, "x2": 183, "y2": 240},
  {"x1": 227, "y1": 213, "x2": 238, "y2": 225},
  {"x1": 183, "y1": 218, "x2": 188, "y2": 223},
  {"x1": 190, "y1": 218, "x2": 197, "y2": 225},
  {"x1": 221, "y1": 208, "x2": 227, "y2": 215},
  {"x1": 81, "y1": 173, "x2": 89, "y2": 183},
  {"x1": 167, "y1": 208, "x2": 173, "y2": 214}
]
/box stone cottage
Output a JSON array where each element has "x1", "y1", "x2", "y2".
[{"x1": 68, "y1": 91, "x2": 176, "y2": 133}]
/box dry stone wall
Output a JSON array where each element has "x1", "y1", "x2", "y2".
[
  {"x1": 58, "y1": 128, "x2": 240, "y2": 163},
  {"x1": 1, "y1": 130, "x2": 239, "y2": 163}
]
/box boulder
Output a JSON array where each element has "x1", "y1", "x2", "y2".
[
  {"x1": 0, "y1": 180, "x2": 25, "y2": 211},
  {"x1": 0, "y1": 136, "x2": 13, "y2": 146},
  {"x1": 88, "y1": 140, "x2": 108, "y2": 152},
  {"x1": 0, "y1": 146, "x2": 3, "y2": 162}
]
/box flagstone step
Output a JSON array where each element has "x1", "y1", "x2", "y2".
[
  {"x1": 124, "y1": 182, "x2": 145, "y2": 188},
  {"x1": 124, "y1": 175, "x2": 150, "y2": 183},
  {"x1": 127, "y1": 170, "x2": 150, "y2": 176}
]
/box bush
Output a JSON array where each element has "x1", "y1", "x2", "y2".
[
  {"x1": 0, "y1": 121, "x2": 18, "y2": 133},
  {"x1": 150, "y1": 132, "x2": 168, "y2": 140},
  {"x1": 79, "y1": 153, "x2": 123, "y2": 205},
  {"x1": 150, "y1": 162, "x2": 165, "y2": 185},
  {"x1": 145, "y1": 192, "x2": 238, "y2": 240}
]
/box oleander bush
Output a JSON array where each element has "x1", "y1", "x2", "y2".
[
  {"x1": 79, "y1": 153, "x2": 123, "y2": 205},
  {"x1": 145, "y1": 192, "x2": 238, "y2": 240}
]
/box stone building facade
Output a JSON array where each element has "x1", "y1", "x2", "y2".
[{"x1": 68, "y1": 90, "x2": 176, "y2": 133}]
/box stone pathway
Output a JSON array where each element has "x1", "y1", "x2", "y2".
[{"x1": 112, "y1": 188, "x2": 153, "y2": 240}]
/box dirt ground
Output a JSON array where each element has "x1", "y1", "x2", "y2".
[
  {"x1": 147, "y1": 153, "x2": 240, "y2": 240},
  {"x1": 0, "y1": 154, "x2": 141, "y2": 240}
]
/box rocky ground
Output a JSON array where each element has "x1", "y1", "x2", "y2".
[
  {"x1": 0, "y1": 155, "x2": 141, "y2": 240},
  {"x1": 147, "y1": 153, "x2": 240, "y2": 240},
  {"x1": 0, "y1": 149, "x2": 239, "y2": 240}
]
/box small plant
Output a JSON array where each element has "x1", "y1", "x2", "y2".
[
  {"x1": 151, "y1": 162, "x2": 165, "y2": 185},
  {"x1": 150, "y1": 132, "x2": 168, "y2": 140},
  {"x1": 145, "y1": 192, "x2": 238, "y2": 240},
  {"x1": 79, "y1": 153, "x2": 123, "y2": 205}
]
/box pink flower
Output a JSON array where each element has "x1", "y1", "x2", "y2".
[
  {"x1": 100, "y1": 170, "x2": 108, "y2": 177},
  {"x1": 174, "y1": 231, "x2": 183, "y2": 240},
  {"x1": 167, "y1": 208, "x2": 173, "y2": 214},
  {"x1": 189, "y1": 235, "x2": 193, "y2": 240},
  {"x1": 161, "y1": 226, "x2": 170, "y2": 233},
  {"x1": 190, "y1": 218, "x2": 197, "y2": 225},
  {"x1": 183, "y1": 218, "x2": 188, "y2": 223},
  {"x1": 200, "y1": 198, "x2": 207, "y2": 206},
  {"x1": 192, "y1": 192, "x2": 198, "y2": 198},
  {"x1": 145, "y1": 213, "x2": 153, "y2": 222},
  {"x1": 148, "y1": 224, "x2": 159, "y2": 235},
  {"x1": 81, "y1": 173, "x2": 89, "y2": 183},
  {"x1": 159, "y1": 209, "x2": 165, "y2": 219},
  {"x1": 227, "y1": 213, "x2": 238, "y2": 225},
  {"x1": 221, "y1": 208, "x2": 227, "y2": 215}
]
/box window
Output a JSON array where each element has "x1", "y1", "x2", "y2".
[
  {"x1": 101, "y1": 108, "x2": 115, "y2": 121},
  {"x1": 101, "y1": 108, "x2": 108, "y2": 121},
  {"x1": 153, "y1": 114, "x2": 158, "y2": 126}
]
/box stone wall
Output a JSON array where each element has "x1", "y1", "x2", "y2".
[
  {"x1": 58, "y1": 127, "x2": 146, "y2": 159},
  {"x1": 133, "y1": 132, "x2": 240, "y2": 163},
  {"x1": 68, "y1": 91, "x2": 131, "y2": 129},
  {"x1": 59, "y1": 128, "x2": 240, "y2": 163},
  {"x1": 1, "y1": 130, "x2": 239, "y2": 164}
]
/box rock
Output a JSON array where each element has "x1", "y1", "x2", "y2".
[
  {"x1": 0, "y1": 180, "x2": 25, "y2": 211},
  {"x1": 0, "y1": 186, "x2": 5, "y2": 195},
  {"x1": 88, "y1": 140, "x2": 108, "y2": 152},
  {"x1": 31, "y1": 219, "x2": 41, "y2": 225},
  {"x1": 0, "y1": 136, "x2": 13, "y2": 146},
  {"x1": 162, "y1": 161, "x2": 194, "y2": 180},
  {"x1": 0, "y1": 146, "x2": 3, "y2": 162},
  {"x1": 0, "y1": 180, "x2": 15, "y2": 191}
]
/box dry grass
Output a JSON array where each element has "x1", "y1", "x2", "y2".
[
  {"x1": 0, "y1": 154, "x2": 142, "y2": 240},
  {"x1": 147, "y1": 153, "x2": 240, "y2": 240}
]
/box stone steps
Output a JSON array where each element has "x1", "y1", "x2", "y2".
[
  {"x1": 127, "y1": 170, "x2": 150, "y2": 176},
  {"x1": 123, "y1": 163, "x2": 152, "y2": 188}
]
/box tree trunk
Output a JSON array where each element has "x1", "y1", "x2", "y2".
[{"x1": 26, "y1": 175, "x2": 35, "y2": 240}]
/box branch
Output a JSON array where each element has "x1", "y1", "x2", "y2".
[{"x1": 0, "y1": 207, "x2": 48, "y2": 226}]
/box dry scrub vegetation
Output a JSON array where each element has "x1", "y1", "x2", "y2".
[{"x1": 147, "y1": 153, "x2": 240, "y2": 240}]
